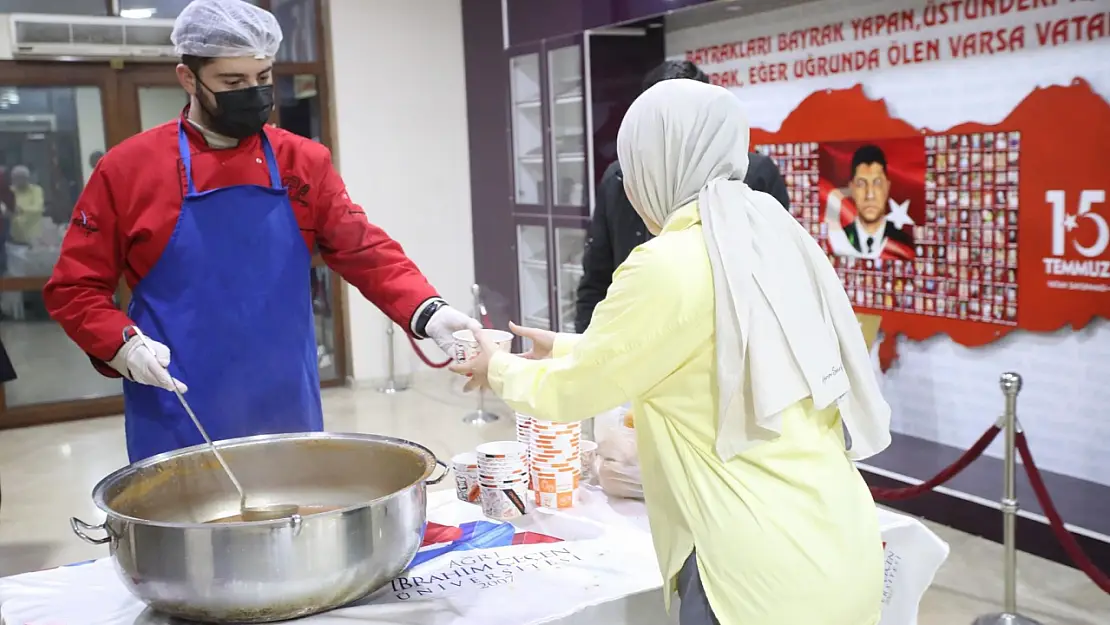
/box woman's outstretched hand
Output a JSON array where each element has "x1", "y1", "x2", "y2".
[
  {"x1": 448, "y1": 329, "x2": 498, "y2": 392},
  {"x1": 511, "y1": 322, "x2": 557, "y2": 360},
  {"x1": 448, "y1": 323, "x2": 558, "y2": 393}
]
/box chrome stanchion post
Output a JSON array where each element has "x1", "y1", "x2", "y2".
[
  {"x1": 973, "y1": 372, "x2": 1042, "y2": 625},
  {"x1": 462, "y1": 284, "x2": 502, "y2": 426},
  {"x1": 377, "y1": 321, "x2": 409, "y2": 394}
]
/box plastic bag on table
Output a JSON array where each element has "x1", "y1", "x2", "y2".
[{"x1": 596, "y1": 405, "x2": 644, "y2": 501}]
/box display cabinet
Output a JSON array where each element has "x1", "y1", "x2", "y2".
[
  {"x1": 465, "y1": 6, "x2": 663, "y2": 342},
  {"x1": 509, "y1": 37, "x2": 588, "y2": 335},
  {"x1": 506, "y1": 33, "x2": 612, "y2": 334},
  {"x1": 507, "y1": 29, "x2": 664, "y2": 335}
]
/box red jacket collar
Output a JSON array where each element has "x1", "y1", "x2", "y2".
[{"x1": 177, "y1": 105, "x2": 262, "y2": 152}]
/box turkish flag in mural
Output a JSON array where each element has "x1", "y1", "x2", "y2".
[{"x1": 751, "y1": 79, "x2": 1110, "y2": 368}]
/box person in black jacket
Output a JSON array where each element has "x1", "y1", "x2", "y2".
[{"x1": 574, "y1": 60, "x2": 790, "y2": 332}]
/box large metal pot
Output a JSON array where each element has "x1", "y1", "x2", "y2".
[{"x1": 70, "y1": 432, "x2": 448, "y2": 623}]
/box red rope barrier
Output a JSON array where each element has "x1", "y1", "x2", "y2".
[
  {"x1": 869, "y1": 425, "x2": 1001, "y2": 501},
  {"x1": 407, "y1": 334, "x2": 451, "y2": 369},
  {"x1": 1015, "y1": 432, "x2": 1110, "y2": 593}
]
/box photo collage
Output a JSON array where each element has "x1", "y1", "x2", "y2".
[
  {"x1": 755, "y1": 131, "x2": 1020, "y2": 326},
  {"x1": 755, "y1": 142, "x2": 825, "y2": 243}
]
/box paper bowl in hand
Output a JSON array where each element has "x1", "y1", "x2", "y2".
[{"x1": 453, "y1": 329, "x2": 513, "y2": 363}]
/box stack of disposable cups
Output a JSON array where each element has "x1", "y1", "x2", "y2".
[
  {"x1": 475, "y1": 441, "x2": 529, "y2": 520},
  {"x1": 515, "y1": 413, "x2": 533, "y2": 486},
  {"x1": 529, "y1": 419, "x2": 581, "y2": 510},
  {"x1": 451, "y1": 452, "x2": 480, "y2": 504}
]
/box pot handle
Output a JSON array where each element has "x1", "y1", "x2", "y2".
[
  {"x1": 425, "y1": 458, "x2": 450, "y2": 485},
  {"x1": 70, "y1": 517, "x2": 111, "y2": 545}
]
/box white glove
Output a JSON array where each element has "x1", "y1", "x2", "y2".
[
  {"x1": 597, "y1": 423, "x2": 645, "y2": 500},
  {"x1": 108, "y1": 334, "x2": 188, "y2": 393},
  {"x1": 424, "y1": 304, "x2": 482, "y2": 360}
]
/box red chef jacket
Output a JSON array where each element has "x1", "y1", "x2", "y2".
[{"x1": 44, "y1": 112, "x2": 438, "y2": 377}]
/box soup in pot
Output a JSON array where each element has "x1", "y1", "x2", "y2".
[{"x1": 206, "y1": 505, "x2": 342, "y2": 523}]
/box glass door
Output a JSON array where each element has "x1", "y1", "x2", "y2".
[
  {"x1": 0, "y1": 65, "x2": 128, "y2": 428},
  {"x1": 516, "y1": 221, "x2": 552, "y2": 332},
  {"x1": 547, "y1": 44, "x2": 587, "y2": 214},
  {"x1": 510, "y1": 52, "x2": 545, "y2": 210},
  {"x1": 0, "y1": 84, "x2": 118, "y2": 407},
  {"x1": 554, "y1": 225, "x2": 586, "y2": 332},
  {"x1": 546, "y1": 42, "x2": 588, "y2": 333}
]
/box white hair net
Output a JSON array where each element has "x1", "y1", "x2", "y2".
[{"x1": 172, "y1": 0, "x2": 283, "y2": 59}]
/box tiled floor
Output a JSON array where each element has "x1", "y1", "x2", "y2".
[{"x1": 1, "y1": 371, "x2": 1107, "y2": 624}]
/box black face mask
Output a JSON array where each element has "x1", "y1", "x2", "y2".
[{"x1": 196, "y1": 80, "x2": 274, "y2": 139}]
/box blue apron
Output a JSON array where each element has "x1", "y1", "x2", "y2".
[{"x1": 123, "y1": 122, "x2": 323, "y2": 463}]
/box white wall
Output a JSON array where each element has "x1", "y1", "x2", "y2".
[
  {"x1": 666, "y1": 0, "x2": 1110, "y2": 486},
  {"x1": 74, "y1": 87, "x2": 106, "y2": 183},
  {"x1": 137, "y1": 86, "x2": 188, "y2": 131},
  {"x1": 327, "y1": 0, "x2": 474, "y2": 383}
]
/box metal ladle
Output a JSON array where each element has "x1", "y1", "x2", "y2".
[{"x1": 132, "y1": 328, "x2": 298, "y2": 522}]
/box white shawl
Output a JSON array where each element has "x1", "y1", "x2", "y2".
[{"x1": 616, "y1": 79, "x2": 890, "y2": 461}]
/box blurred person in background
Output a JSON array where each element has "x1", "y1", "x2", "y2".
[
  {"x1": 0, "y1": 166, "x2": 15, "y2": 223},
  {"x1": 0, "y1": 166, "x2": 12, "y2": 274},
  {"x1": 574, "y1": 60, "x2": 790, "y2": 332},
  {"x1": 8, "y1": 166, "x2": 45, "y2": 245},
  {"x1": 43, "y1": 0, "x2": 479, "y2": 464},
  {"x1": 453, "y1": 80, "x2": 890, "y2": 625}
]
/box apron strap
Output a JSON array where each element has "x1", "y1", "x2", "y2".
[
  {"x1": 176, "y1": 120, "x2": 197, "y2": 196},
  {"x1": 176, "y1": 120, "x2": 284, "y2": 194},
  {"x1": 259, "y1": 131, "x2": 284, "y2": 191}
]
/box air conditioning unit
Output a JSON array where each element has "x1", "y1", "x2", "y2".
[{"x1": 6, "y1": 13, "x2": 177, "y2": 61}]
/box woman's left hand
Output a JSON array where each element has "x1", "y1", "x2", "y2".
[{"x1": 448, "y1": 329, "x2": 499, "y2": 392}]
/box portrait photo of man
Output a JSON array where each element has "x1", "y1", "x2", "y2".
[{"x1": 824, "y1": 143, "x2": 919, "y2": 261}]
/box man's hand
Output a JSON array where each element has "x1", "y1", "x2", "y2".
[
  {"x1": 425, "y1": 305, "x2": 482, "y2": 360},
  {"x1": 108, "y1": 333, "x2": 188, "y2": 393}
]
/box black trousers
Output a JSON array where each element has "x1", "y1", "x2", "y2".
[
  {"x1": 0, "y1": 336, "x2": 15, "y2": 383},
  {"x1": 677, "y1": 551, "x2": 720, "y2": 625}
]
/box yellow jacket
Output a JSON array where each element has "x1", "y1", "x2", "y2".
[
  {"x1": 10, "y1": 183, "x2": 45, "y2": 245},
  {"x1": 489, "y1": 202, "x2": 883, "y2": 625}
]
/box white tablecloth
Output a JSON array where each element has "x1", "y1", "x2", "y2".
[{"x1": 0, "y1": 487, "x2": 948, "y2": 625}]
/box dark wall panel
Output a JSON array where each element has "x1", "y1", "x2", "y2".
[
  {"x1": 506, "y1": 0, "x2": 712, "y2": 46},
  {"x1": 588, "y1": 27, "x2": 665, "y2": 185},
  {"x1": 461, "y1": 0, "x2": 517, "y2": 329}
]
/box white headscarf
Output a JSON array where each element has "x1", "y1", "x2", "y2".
[{"x1": 616, "y1": 79, "x2": 891, "y2": 461}]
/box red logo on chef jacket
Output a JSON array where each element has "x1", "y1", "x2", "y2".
[
  {"x1": 282, "y1": 175, "x2": 311, "y2": 205},
  {"x1": 411, "y1": 521, "x2": 562, "y2": 568}
]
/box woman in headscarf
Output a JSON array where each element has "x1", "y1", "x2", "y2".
[{"x1": 453, "y1": 79, "x2": 891, "y2": 624}]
